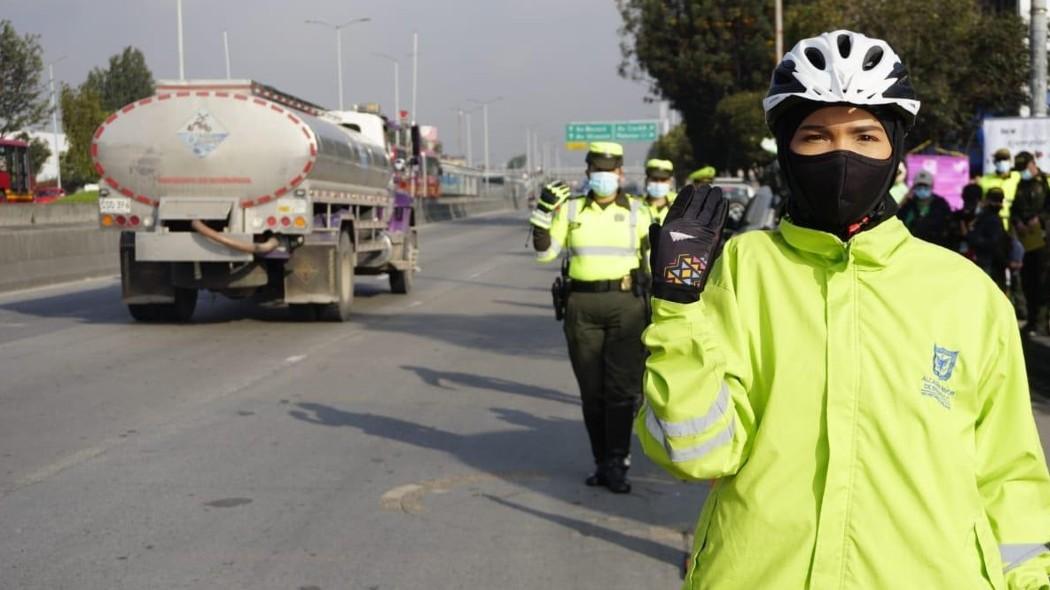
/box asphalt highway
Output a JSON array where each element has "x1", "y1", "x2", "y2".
[
  {"x1": 0, "y1": 211, "x2": 701, "y2": 590},
  {"x1": 1, "y1": 210, "x2": 1049, "y2": 589}
]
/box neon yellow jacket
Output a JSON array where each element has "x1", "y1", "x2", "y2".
[
  {"x1": 638, "y1": 217, "x2": 1050, "y2": 589},
  {"x1": 979, "y1": 172, "x2": 1021, "y2": 229}
]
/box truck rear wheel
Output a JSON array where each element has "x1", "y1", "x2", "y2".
[
  {"x1": 389, "y1": 230, "x2": 417, "y2": 294},
  {"x1": 163, "y1": 287, "x2": 198, "y2": 323},
  {"x1": 317, "y1": 231, "x2": 354, "y2": 322},
  {"x1": 127, "y1": 304, "x2": 159, "y2": 322}
]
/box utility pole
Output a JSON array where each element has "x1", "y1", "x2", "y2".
[
  {"x1": 223, "y1": 30, "x2": 231, "y2": 78},
  {"x1": 774, "y1": 0, "x2": 783, "y2": 61},
  {"x1": 1033, "y1": 0, "x2": 1048, "y2": 116},
  {"x1": 468, "y1": 97, "x2": 502, "y2": 190},
  {"x1": 176, "y1": 0, "x2": 185, "y2": 79}
]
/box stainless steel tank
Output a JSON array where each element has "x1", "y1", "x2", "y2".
[{"x1": 91, "y1": 80, "x2": 390, "y2": 206}]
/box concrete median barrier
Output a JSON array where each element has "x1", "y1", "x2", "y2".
[{"x1": 0, "y1": 194, "x2": 520, "y2": 293}]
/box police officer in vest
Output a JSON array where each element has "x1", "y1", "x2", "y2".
[
  {"x1": 529, "y1": 142, "x2": 651, "y2": 494},
  {"x1": 645, "y1": 158, "x2": 677, "y2": 224}
]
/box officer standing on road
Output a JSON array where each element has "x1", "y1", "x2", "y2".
[
  {"x1": 644, "y1": 158, "x2": 676, "y2": 224},
  {"x1": 530, "y1": 141, "x2": 651, "y2": 494},
  {"x1": 687, "y1": 165, "x2": 716, "y2": 187},
  {"x1": 639, "y1": 30, "x2": 1050, "y2": 588},
  {"x1": 980, "y1": 147, "x2": 1022, "y2": 228}
]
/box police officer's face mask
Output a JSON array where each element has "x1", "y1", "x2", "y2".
[{"x1": 589, "y1": 172, "x2": 620, "y2": 197}]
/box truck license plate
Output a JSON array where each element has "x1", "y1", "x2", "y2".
[{"x1": 99, "y1": 198, "x2": 131, "y2": 214}]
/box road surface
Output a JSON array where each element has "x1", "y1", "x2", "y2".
[{"x1": 1, "y1": 210, "x2": 1049, "y2": 589}]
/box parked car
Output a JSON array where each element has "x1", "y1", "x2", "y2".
[
  {"x1": 33, "y1": 186, "x2": 66, "y2": 203},
  {"x1": 712, "y1": 178, "x2": 756, "y2": 231}
]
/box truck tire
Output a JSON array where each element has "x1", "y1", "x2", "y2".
[
  {"x1": 389, "y1": 232, "x2": 417, "y2": 295},
  {"x1": 317, "y1": 231, "x2": 354, "y2": 322},
  {"x1": 163, "y1": 287, "x2": 198, "y2": 323},
  {"x1": 127, "y1": 304, "x2": 159, "y2": 322}
]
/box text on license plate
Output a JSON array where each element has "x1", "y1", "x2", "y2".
[{"x1": 99, "y1": 198, "x2": 131, "y2": 214}]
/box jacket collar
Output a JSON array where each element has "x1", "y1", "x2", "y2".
[
  {"x1": 778, "y1": 216, "x2": 910, "y2": 269},
  {"x1": 585, "y1": 190, "x2": 630, "y2": 210}
]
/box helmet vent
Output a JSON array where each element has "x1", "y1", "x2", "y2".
[
  {"x1": 837, "y1": 34, "x2": 852, "y2": 58},
  {"x1": 804, "y1": 47, "x2": 826, "y2": 70},
  {"x1": 862, "y1": 46, "x2": 884, "y2": 71},
  {"x1": 773, "y1": 60, "x2": 796, "y2": 84}
]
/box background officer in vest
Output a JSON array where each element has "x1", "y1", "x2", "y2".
[
  {"x1": 529, "y1": 141, "x2": 651, "y2": 494},
  {"x1": 645, "y1": 158, "x2": 676, "y2": 225}
]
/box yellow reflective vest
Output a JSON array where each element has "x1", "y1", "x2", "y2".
[
  {"x1": 638, "y1": 217, "x2": 1050, "y2": 589},
  {"x1": 979, "y1": 172, "x2": 1022, "y2": 229},
  {"x1": 536, "y1": 192, "x2": 650, "y2": 281}
]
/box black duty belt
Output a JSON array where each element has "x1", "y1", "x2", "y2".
[{"x1": 569, "y1": 276, "x2": 633, "y2": 293}]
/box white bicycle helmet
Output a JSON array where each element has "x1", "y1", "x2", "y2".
[{"x1": 763, "y1": 30, "x2": 920, "y2": 129}]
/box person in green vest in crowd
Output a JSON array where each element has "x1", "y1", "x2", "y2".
[
  {"x1": 644, "y1": 158, "x2": 677, "y2": 224},
  {"x1": 1012, "y1": 150, "x2": 1050, "y2": 335},
  {"x1": 979, "y1": 147, "x2": 1022, "y2": 229},
  {"x1": 688, "y1": 165, "x2": 716, "y2": 187}
]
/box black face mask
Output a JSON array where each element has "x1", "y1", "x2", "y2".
[
  {"x1": 775, "y1": 103, "x2": 906, "y2": 239},
  {"x1": 785, "y1": 149, "x2": 898, "y2": 234}
]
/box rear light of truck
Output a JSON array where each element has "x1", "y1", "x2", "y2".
[
  {"x1": 266, "y1": 216, "x2": 277, "y2": 227},
  {"x1": 294, "y1": 216, "x2": 306, "y2": 228},
  {"x1": 129, "y1": 215, "x2": 141, "y2": 226},
  {"x1": 101, "y1": 214, "x2": 114, "y2": 227},
  {"x1": 280, "y1": 216, "x2": 291, "y2": 227},
  {"x1": 115, "y1": 215, "x2": 127, "y2": 226}
]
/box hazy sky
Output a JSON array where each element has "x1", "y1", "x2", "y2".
[{"x1": 4, "y1": 0, "x2": 663, "y2": 168}]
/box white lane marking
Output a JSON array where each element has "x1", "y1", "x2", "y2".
[
  {"x1": 467, "y1": 270, "x2": 486, "y2": 279},
  {"x1": 14, "y1": 445, "x2": 107, "y2": 490},
  {"x1": 0, "y1": 275, "x2": 119, "y2": 303},
  {"x1": 407, "y1": 301, "x2": 423, "y2": 308},
  {"x1": 0, "y1": 323, "x2": 26, "y2": 328},
  {"x1": 284, "y1": 354, "x2": 307, "y2": 365}
]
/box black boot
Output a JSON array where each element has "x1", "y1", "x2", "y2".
[
  {"x1": 585, "y1": 463, "x2": 608, "y2": 487},
  {"x1": 582, "y1": 403, "x2": 606, "y2": 486},
  {"x1": 603, "y1": 403, "x2": 636, "y2": 494},
  {"x1": 604, "y1": 460, "x2": 631, "y2": 494}
]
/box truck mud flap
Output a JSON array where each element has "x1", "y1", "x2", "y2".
[
  {"x1": 284, "y1": 243, "x2": 339, "y2": 304},
  {"x1": 120, "y1": 232, "x2": 175, "y2": 304}
]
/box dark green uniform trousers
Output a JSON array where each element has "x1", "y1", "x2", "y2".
[{"x1": 563, "y1": 290, "x2": 647, "y2": 468}]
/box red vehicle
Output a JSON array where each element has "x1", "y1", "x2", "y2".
[
  {"x1": 34, "y1": 186, "x2": 66, "y2": 203},
  {"x1": 0, "y1": 138, "x2": 34, "y2": 203},
  {"x1": 392, "y1": 147, "x2": 442, "y2": 198}
]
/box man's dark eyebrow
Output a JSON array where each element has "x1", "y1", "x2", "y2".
[{"x1": 848, "y1": 125, "x2": 884, "y2": 134}]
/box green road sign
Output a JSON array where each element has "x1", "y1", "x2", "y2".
[{"x1": 565, "y1": 120, "x2": 659, "y2": 143}]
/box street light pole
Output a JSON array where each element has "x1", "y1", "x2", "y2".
[
  {"x1": 48, "y1": 57, "x2": 66, "y2": 189},
  {"x1": 465, "y1": 111, "x2": 473, "y2": 167},
  {"x1": 468, "y1": 97, "x2": 502, "y2": 189},
  {"x1": 373, "y1": 53, "x2": 400, "y2": 119},
  {"x1": 305, "y1": 17, "x2": 371, "y2": 111},
  {"x1": 774, "y1": 0, "x2": 783, "y2": 62},
  {"x1": 176, "y1": 0, "x2": 185, "y2": 79},
  {"x1": 411, "y1": 32, "x2": 419, "y2": 121},
  {"x1": 1033, "y1": 0, "x2": 1048, "y2": 116},
  {"x1": 223, "y1": 30, "x2": 231, "y2": 79}
]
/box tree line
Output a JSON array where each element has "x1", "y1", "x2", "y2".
[
  {"x1": 617, "y1": 0, "x2": 1029, "y2": 180},
  {"x1": 0, "y1": 20, "x2": 153, "y2": 191}
]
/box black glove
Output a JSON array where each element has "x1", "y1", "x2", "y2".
[
  {"x1": 649, "y1": 184, "x2": 728, "y2": 303},
  {"x1": 530, "y1": 181, "x2": 572, "y2": 229}
]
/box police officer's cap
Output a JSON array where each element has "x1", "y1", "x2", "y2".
[
  {"x1": 586, "y1": 142, "x2": 624, "y2": 170},
  {"x1": 645, "y1": 158, "x2": 674, "y2": 181}
]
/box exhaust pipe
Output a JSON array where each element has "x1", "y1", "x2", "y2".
[{"x1": 191, "y1": 219, "x2": 280, "y2": 254}]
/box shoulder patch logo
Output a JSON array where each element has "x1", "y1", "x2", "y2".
[{"x1": 932, "y1": 345, "x2": 959, "y2": 382}]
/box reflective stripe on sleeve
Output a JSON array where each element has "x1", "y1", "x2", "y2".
[
  {"x1": 537, "y1": 241, "x2": 563, "y2": 262},
  {"x1": 654, "y1": 383, "x2": 730, "y2": 437},
  {"x1": 644, "y1": 382, "x2": 734, "y2": 464},
  {"x1": 569, "y1": 246, "x2": 637, "y2": 257},
  {"x1": 1001, "y1": 543, "x2": 1050, "y2": 573}
]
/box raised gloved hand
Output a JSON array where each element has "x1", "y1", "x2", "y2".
[
  {"x1": 649, "y1": 184, "x2": 728, "y2": 303},
  {"x1": 530, "y1": 181, "x2": 572, "y2": 229}
]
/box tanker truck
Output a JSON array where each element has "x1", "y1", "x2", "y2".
[{"x1": 92, "y1": 79, "x2": 417, "y2": 322}]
